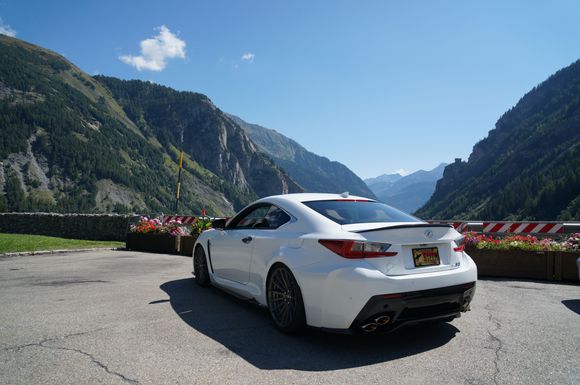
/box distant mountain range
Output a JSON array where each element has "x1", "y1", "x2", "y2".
[
  {"x1": 228, "y1": 114, "x2": 376, "y2": 199},
  {"x1": 365, "y1": 163, "x2": 447, "y2": 214},
  {"x1": 416, "y1": 59, "x2": 580, "y2": 220},
  {"x1": 0, "y1": 35, "x2": 374, "y2": 215}
]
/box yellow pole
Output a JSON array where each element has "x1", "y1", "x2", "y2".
[{"x1": 175, "y1": 150, "x2": 184, "y2": 212}]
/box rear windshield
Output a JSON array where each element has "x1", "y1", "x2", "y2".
[{"x1": 303, "y1": 200, "x2": 421, "y2": 225}]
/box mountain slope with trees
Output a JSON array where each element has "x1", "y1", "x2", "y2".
[
  {"x1": 0, "y1": 34, "x2": 300, "y2": 215},
  {"x1": 228, "y1": 114, "x2": 376, "y2": 198},
  {"x1": 416, "y1": 60, "x2": 580, "y2": 220}
]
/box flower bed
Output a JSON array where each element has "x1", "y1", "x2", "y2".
[
  {"x1": 126, "y1": 216, "x2": 187, "y2": 254},
  {"x1": 129, "y1": 216, "x2": 187, "y2": 237},
  {"x1": 464, "y1": 232, "x2": 580, "y2": 281},
  {"x1": 126, "y1": 212, "x2": 213, "y2": 256},
  {"x1": 464, "y1": 232, "x2": 567, "y2": 251}
]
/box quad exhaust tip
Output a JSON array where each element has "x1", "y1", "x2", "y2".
[
  {"x1": 361, "y1": 322, "x2": 378, "y2": 333},
  {"x1": 361, "y1": 315, "x2": 391, "y2": 332},
  {"x1": 375, "y1": 315, "x2": 391, "y2": 326}
]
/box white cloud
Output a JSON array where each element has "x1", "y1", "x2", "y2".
[
  {"x1": 119, "y1": 25, "x2": 186, "y2": 71},
  {"x1": 393, "y1": 168, "x2": 412, "y2": 176},
  {"x1": 0, "y1": 18, "x2": 16, "y2": 37},
  {"x1": 241, "y1": 52, "x2": 255, "y2": 62}
]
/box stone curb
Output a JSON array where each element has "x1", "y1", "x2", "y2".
[{"x1": 0, "y1": 247, "x2": 122, "y2": 258}]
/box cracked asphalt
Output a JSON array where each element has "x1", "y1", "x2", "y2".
[{"x1": 1, "y1": 250, "x2": 579, "y2": 385}]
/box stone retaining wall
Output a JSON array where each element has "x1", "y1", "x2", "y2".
[{"x1": 0, "y1": 213, "x2": 139, "y2": 241}]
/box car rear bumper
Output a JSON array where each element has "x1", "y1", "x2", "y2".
[{"x1": 351, "y1": 282, "x2": 476, "y2": 333}]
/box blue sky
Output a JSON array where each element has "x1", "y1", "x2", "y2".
[{"x1": 2, "y1": 1, "x2": 579, "y2": 178}]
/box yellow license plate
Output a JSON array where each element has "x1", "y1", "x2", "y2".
[{"x1": 412, "y1": 247, "x2": 440, "y2": 267}]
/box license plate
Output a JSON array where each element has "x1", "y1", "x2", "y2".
[{"x1": 412, "y1": 247, "x2": 440, "y2": 267}]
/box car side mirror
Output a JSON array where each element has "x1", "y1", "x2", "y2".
[{"x1": 212, "y1": 218, "x2": 227, "y2": 230}]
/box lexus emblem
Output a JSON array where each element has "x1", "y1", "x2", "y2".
[{"x1": 424, "y1": 230, "x2": 433, "y2": 239}]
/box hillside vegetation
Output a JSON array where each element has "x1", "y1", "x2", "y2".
[
  {"x1": 0, "y1": 35, "x2": 301, "y2": 215},
  {"x1": 416, "y1": 60, "x2": 580, "y2": 220}
]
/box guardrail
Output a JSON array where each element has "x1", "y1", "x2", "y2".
[{"x1": 429, "y1": 221, "x2": 580, "y2": 235}]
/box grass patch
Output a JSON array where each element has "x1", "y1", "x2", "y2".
[{"x1": 0, "y1": 233, "x2": 124, "y2": 254}]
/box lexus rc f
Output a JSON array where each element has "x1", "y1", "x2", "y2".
[{"x1": 192, "y1": 193, "x2": 477, "y2": 334}]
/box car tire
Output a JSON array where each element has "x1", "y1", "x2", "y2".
[
  {"x1": 193, "y1": 246, "x2": 210, "y2": 287},
  {"x1": 266, "y1": 264, "x2": 306, "y2": 333}
]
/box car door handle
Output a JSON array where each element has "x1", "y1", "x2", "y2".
[{"x1": 242, "y1": 236, "x2": 253, "y2": 244}]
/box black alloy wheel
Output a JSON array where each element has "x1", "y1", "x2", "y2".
[
  {"x1": 193, "y1": 246, "x2": 210, "y2": 287},
  {"x1": 267, "y1": 265, "x2": 306, "y2": 333}
]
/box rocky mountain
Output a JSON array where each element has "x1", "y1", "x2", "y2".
[
  {"x1": 364, "y1": 173, "x2": 403, "y2": 193},
  {"x1": 228, "y1": 114, "x2": 377, "y2": 198},
  {"x1": 416, "y1": 60, "x2": 580, "y2": 220},
  {"x1": 365, "y1": 163, "x2": 447, "y2": 214},
  {"x1": 0, "y1": 35, "x2": 301, "y2": 215}
]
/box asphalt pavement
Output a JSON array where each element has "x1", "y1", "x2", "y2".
[{"x1": 0, "y1": 250, "x2": 579, "y2": 385}]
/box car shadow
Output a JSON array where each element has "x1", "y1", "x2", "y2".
[
  {"x1": 562, "y1": 299, "x2": 580, "y2": 315},
  {"x1": 160, "y1": 278, "x2": 459, "y2": 371}
]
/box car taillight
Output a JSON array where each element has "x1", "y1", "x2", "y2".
[
  {"x1": 453, "y1": 236, "x2": 465, "y2": 252},
  {"x1": 318, "y1": 239, "x2": 397, "y2": 258}
]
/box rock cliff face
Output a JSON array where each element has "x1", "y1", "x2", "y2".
[
  {"x1": 229, "y1": 114, "x2": 377, "y2": 198},
  {"x1": 416, "y1": 60, "x2": 580, "y2": 220},
  {"x1": 98, "y1": 77, "x2": 303, "y2": 201},
  {"x1": 0, "y1": 34, "x2": 301, "y2": 215}
]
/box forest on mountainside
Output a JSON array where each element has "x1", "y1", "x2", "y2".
[{"x1": 416, "y1": 60, "x2": 580, "y2": 220}]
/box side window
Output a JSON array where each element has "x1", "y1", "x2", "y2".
[
  {"x1": 227, "y1": 204, "x2": 291, "y2": 230},
  {"x1": 264, "y1": 206, "x2": 291, "y2": 229},
  {"x1": 233, "y1": 205, "x2": 271, "y2": 229}
]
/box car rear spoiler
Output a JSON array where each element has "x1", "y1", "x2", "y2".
[{"x1": 352, "y1": 224, "x2": 453, "y2": 233}]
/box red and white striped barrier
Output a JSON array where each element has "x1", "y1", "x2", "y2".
[
  {"x1": 429, "y1": 220, "x2": 568, "y2": 234},
  {"x1": 163, "y1": 215, "x2": 198, "y2": 225},
  {"x1": 482, "y1": 222, "x2": 564, "y2": 234}
]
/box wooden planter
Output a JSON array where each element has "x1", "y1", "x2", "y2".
[
  {"x1": 555, "y1": 252, "x2": 580, "y2": 281},
  {"x1": 178, "y1": 235, "x2": 199, "y2": 256},
  {"x1": 466, "y1": 248, "x2": 580, "y2": 282},
  {"x1": 467, "y1": 248, "x2": 554, "y2": 280},
  {"x1": 126, "y1": 233, "x2": 179, "y2": 254}
]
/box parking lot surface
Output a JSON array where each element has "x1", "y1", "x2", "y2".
[{"x1": 0, "y1": 250, "x2": 579, "y2": 385}]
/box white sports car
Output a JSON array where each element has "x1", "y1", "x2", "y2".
[{"x1": 192, "y1": 193, "x2": 477, "y2": 334}]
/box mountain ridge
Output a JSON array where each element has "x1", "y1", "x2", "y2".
[
  {"x1": 365, "y1": 163, "x2": 447, "y2": 213},
  {"x1": 228, "y1": 114, "x2": 377, "y2": 199},
  {"x1": 416, "y1": 60, "x2": 580, "y2": 220}
]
